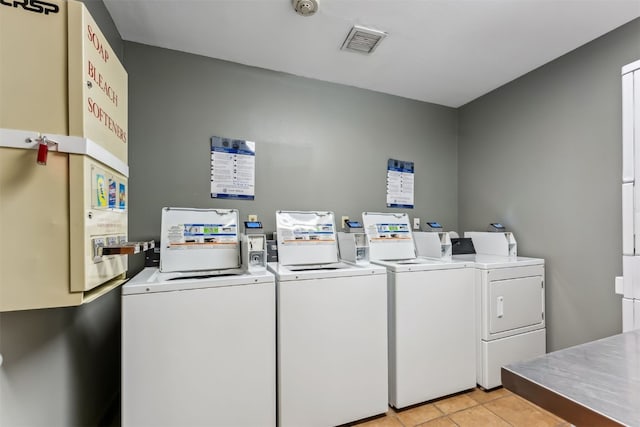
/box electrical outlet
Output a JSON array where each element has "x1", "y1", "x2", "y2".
[
  {"x1": 248, "y1": 214, "x2": 258, "y2": 222},
  {"x1": 413, "y1": 218, "x2": 420, "y2": 230},
  {"x1": 341, "y1": 216, "x2": 349, "y2": 228}
]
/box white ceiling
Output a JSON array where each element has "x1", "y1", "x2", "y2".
[{"x1": 104, "y1": 0, "x2": 640, "y2": 107}]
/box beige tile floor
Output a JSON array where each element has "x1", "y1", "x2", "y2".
[{"x1": 350, "y1": 387, "x2": 570, "y2": 427}]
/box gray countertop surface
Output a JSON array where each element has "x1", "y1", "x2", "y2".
[{"x1": 504, "y1": 329, "x2": 640, "y2": 426}]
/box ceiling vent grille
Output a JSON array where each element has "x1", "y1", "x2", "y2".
[{"x1": 341, "y1": 26, "x2": 387, "y2": 54}]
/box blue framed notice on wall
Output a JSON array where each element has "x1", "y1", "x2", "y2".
[
  {"x1": 210, "y1": 136, "x2": 256, "y2": 200},
  {"x1": 386, "y1": 158, "x2": 414, "y2": 209}
]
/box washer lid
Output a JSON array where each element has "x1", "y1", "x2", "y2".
[
  {"x1": 276, "y1": 211, "x2": 339, "y2": 266},
  {"x1": 362, "y1": 212, "x2": 416, "y2": 261},
  {"x1": 160, "y1": 207, "x2": 241, "y2": 273},
  {"x1": 267, "y1": 262, "x2": 386, "y2": 281},
  {"x1": 122, "y1": 267, "x2": 274, "y2": 295},
  {"x1": 453, "y1": 254, "x2": 544, "y2": 269},
  {"x1": 372, "y1": 257, "x2": 472, "y2": 272}
]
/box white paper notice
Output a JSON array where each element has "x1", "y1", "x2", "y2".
[
  {"x1": 386, "y1": 159, "x2": 414, "y2": 208},
  {"x1": 211, "y1": 136, "x2": 256, "y2": 200}
]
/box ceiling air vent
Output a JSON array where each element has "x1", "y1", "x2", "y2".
[{"x1": 341, "y1": 26, "x2": 387, "y2": 54}]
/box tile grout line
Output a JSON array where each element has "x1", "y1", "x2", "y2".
[
  {"x1": 494, "y1": 393, "x2": 569, "y2": 426},
  {"x1": 416, "y1": 390, "x2": 502, "y2": 424},
  {"x1": 447, "y1": 394, "x2": 515, "y2": 427},
  {"x1": 434, "y1": 400, "x2": 480, "y2": 417},
  {"x1": 415, "y1": 414, "x2": 460, "y2": 427},
  {"x1": 520, "y1": 398, "x2": 569, "y2": 426},
  {"x1": 481, "y1": 398, "x2": 518, "y2": 427},
  {"x1": 392, "y1": 407, "x2": 408, "y2": 427},
  {"x1": 379, "y1": 388, "x2": 528, "y2": 427}
]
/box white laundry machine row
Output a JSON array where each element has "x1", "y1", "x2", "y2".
[
  {"x1": 362, "y1": 212, "x2": 476, "y2": 409},
  {"x1": 270, "y1": 211, "x2": 388, "y2": 427},
  {"x1": 122, "y1": 208, "x2": 276, "y2": 427},
  {"x1": 620, "y1": 59, "x2": 640, "y2": 332},
  {"x1": 456, "y1": 231, "x2": 546, "y2": 390}
]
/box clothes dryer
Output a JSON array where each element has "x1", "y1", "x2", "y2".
[{"x1": 455, "y1": 230, "x2": 546, "y2": 390}]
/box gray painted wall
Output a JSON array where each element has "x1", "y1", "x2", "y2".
[
  {"x1": 124, "y1": 41, "x2": 459, "y2": 274},
  {"x1": 81, "y1": 0, "x2": 124, "y2": 56},
  {"x1": 0, "y1": 1, "x2": 123, "y2": 425},
  {"x1": 0, "y1": 291, "x2": 121, "y2": 426},
  {"x1": 458, "y1": 18, "x2": 640, "y2": 351}
]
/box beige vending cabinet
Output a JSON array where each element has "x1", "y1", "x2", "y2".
[{"x1": 0, "y1": 0, "x2": 131, "y2": 311}]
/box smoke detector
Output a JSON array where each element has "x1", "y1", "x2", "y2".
[
  {"x1": 341, "y1": 26, "x2": 387, "y2": 54},
  {"x1": 292, "y1": 0, "x2": 318, "y2": 16}
]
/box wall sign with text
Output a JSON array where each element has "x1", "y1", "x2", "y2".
[
  {"x1": 210, "y1": 136, "x2": 256, "y2": 200},
  {"x1": 386, "y1": 158, "x2": 414, "y2": 209}
]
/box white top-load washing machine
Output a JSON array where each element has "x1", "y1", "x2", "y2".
[
  {"x1": 122, "y1": 208, "x2": 276, "y2": 427},
  {"x1": 455, "y1": 230, "x2": 546, "y2": 390},
  {"x1": 268, "y1": 211, "x2": 388, "y2": 427},
  {"x1": 362, "y1": 212, "x2": 476, "y2": 409}
]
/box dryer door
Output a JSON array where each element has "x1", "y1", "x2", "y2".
[{"x1": 489, "y1": 276, "x2": 543, "y2": 336}]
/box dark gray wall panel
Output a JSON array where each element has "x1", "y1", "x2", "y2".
[
  {"x1": 459, "y1": 18, "x2": 640, "y2": 351},
  {"x1": 124, "y1": 41, "x2": 459, "y2": 274}
]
